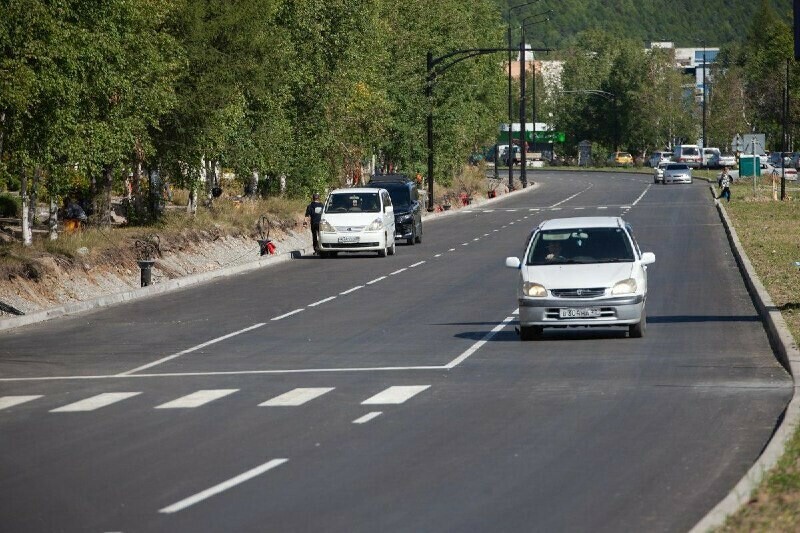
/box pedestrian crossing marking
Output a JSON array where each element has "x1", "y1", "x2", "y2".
[
  {"x1": 155, "y1": 389, "x2": 239, "y2": 409},
  {"x1": 259, "y1": 387, "x2": 335, "y2": 407},
  {"x1": 50, "y1": 392, "x2": 142, "y2": 412},
  {"x1": 362, "y1": 385, "x2": 430, "y2": 405},
  {"x1": 0, "y1": 395, "x2": 42, "y2": 410}
]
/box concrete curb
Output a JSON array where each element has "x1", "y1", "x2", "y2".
[
  {"x1": 0, "y1": 245, "x2": 313, "y2": 333},
  {"x1": 689, "y1": 187, "x2": 800, "y2": 533}
]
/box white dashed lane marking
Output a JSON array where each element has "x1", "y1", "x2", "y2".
[
  {"x1": 362, "y1": 385, "x2": 430, "y2": 405},
  {"x1": 353, "y1": 412, "x2": 383, "y2": 424},
  {"x1": 0, "y1": 395, "x2": 42, "y2": 410},
  {"x1": 366, "y1": 276, "x2": 387, "y2": 285},
  {"x1": 50, "y1": 392, "x2": 142, "y2": 412},
  {"x1": 308, "y1": 296, "x2": 336, "y2": 307},
  {"x1": 390, "y1": 268, "x2": 407, "y2": 275},
  {"x1": 409, "y1": 261, "x2": 426, "y2": 268},
  {"x1": 272, "y1": 309, "x2": 304, "y2": 321},
  {"x1": 340, "y1": 286, "x2": 363, "y2": 295},
  {"x1": 155, "y1": 389, "x2": 238, "y2": 409},
  {"x1": 259, "y1": 387, "x2": 335, "y2": 407}
]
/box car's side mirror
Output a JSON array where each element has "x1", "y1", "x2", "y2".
[
  {"x1": 640, "y1": 252, "x2": 655, "y2": 265},
  {"x1": 505, "y1": 257, "x2": 521, "y2": 269}
]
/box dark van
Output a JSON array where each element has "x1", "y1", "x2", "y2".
[{"x1": 367, "y1": 174, "x2": 423, "y2": 245}]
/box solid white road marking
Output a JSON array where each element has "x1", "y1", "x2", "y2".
[
  {"x1": 409, "y1": 261, "x2": 426, "y2": 268},
  {"x1": 549, "y1": 185, "x2": 592, "y2": 208},
  {"x1": 597, "y1": 206, "x2": 608, "y2": 210},
  {"x1": 631, "y1": 184, "x2": 652, "y2": 206},
  {"x1": 366, "y1": 276, "x2": 387, "y2": 285},
  {"x1": 308, "y1": 296, "x2": 336, "y2": 307},
  {"x1": 51, "y1": 392, "x2": 141, "y2": 412},
  {"x1": 118, "y1": 323, "x2": 267, "y2": 376},
  {"x1": 155, "y1": 389, "x2": 239, "y2": 409},
  {"x1": 574, "y1": 207, "x2": 584, "y2": 210},
  {"x1": 362, "y1": 385, "x2": 430, "y2": 405},
  {"x1": 340, "y1": 286, "x2": 363, "y2": 295},
  {"x1": 390, "y1": 268, "x2": 407, "y2": 275},
  {"x1": 445, "y1": 313, "x2": 517, "y2": 369},
  {"x1": 259, "y1": 387, "x2": 334, "y2": 406},
  {"x1": 434, "y1": 254, "x2": 442, "y2": 257},
  {"x1": 159, "y1": 458, "x2": 288, "y2": 514},
  {"x1": 272, "y1": 309, "x2": 304, "y2": 321},
  {"x1": 353, "y1": 412, "x2": 383, "y2": 424},
  {"x1": 0, "y1": 395, "x2": 42, "y2": 410}
]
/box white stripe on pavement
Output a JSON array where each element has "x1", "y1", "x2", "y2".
[
  {"x1": 50, "y1": 392, "x2": 141, "y2": 412},
  {"x1": 353, "y1": 412, "x2": 383, "y2": 424},
  {"x1": 340, "y1": 286, "x2": 363, "y2": 295},
  {"x1": 0, "y1": 395, "x2": 42, "y2": 410},
  {"x1": 366, "y1": 276, "x2": 387, "y2": 285},
  {"x1": 308, "y1": 296, "x2": 336, "y2": 307},
  {"x1": 259, "y1": 387, "x2": 334, "y2": 406},
  {"x1": 445, "y1": 312, "x2": 517, "y2": 369},
  {"x1": 389, "y1": 268, "x2": 407, "y2": 275},
  {"x1": 409, "y1": 261, "x2": 426, "y2": 268},
  {"x1": 159, "y1": 458, "x2": 288, "y2": 514},
  {"x1": 272, "y1": 309, "x2": 304, "y2": 321},
  {"x1": 155, "y1": 389, "x2": 238, "y2": 409},
  {"x1": 362, "y1": 385, "x2": 430, "y2": 405}
]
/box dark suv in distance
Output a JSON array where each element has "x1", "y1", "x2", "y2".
[{"x1": 367, "y1": 174, "x2": 423, "y2": 245}]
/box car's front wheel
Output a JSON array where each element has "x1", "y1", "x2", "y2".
[
  {"x1": 520, "y1": 325, "x2": 543, "y2": 341},
  {"x1": 629, "y1": 311, "x2": 646, "y2": 338}
]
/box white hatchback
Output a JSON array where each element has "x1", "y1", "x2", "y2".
[
  {"x1": 319, "y1": 188, "x2": 396, "y2": 257},
  {"x1": 505, "y1": 217, "x2": 655, "y2": 339}
]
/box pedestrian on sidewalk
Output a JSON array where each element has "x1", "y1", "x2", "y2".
[{"x1": 717, "y1": 167, "x2": 732, "y2": 202}]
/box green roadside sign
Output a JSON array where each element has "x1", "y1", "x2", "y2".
[{"x1": 496, "y1": 131, "x2": 565, "y2": 143}]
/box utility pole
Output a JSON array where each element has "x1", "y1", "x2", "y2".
[{"x1": 519, "y1": 37, "x2": 527, "y2": 188}]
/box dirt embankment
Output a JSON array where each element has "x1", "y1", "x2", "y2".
[{"x1": 0, "y1": 226, "x2": 310, "y2": 317}]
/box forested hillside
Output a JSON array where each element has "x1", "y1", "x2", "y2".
[{"x1": 507, "y1": 0, "x2": 792, "y2": 50}]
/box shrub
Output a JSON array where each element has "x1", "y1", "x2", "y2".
[{"x1": 0, "y1": 193, "x2": 21, "y2": 217}]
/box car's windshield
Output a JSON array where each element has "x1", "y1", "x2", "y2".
[
  {"x1": 526, "y1": 227, "x2": 635, "y2": 265},
  {"x1": 324, "y1": 192, "x2": 381, "y2": 213},
  {"x1": 666, "y1": 163, "x2": 689, "y2": 170},
  {"x1": 681, "y1": 147, "x2": 699, "y2": 156}
]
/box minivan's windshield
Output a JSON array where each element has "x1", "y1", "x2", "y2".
[
  {"x1": 526, "y1": 227, "x2": 634, "y2": 265},
  {"x1": 325, "y1": 192, "x2": 381, "y2": 213}
]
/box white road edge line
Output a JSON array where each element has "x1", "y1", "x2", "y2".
[
  {"x1": 159, "y1": 458, "x2": 288, "y2": 514},
  {"x1": 308, "y1": 296, "x2": 336, "y2": 307},
  {"x1": 353, "y1": 412, "x2": 383, "y2": 424},
  {"x1": 117, "y1": 323, "x2": 267, "y2": 376}
]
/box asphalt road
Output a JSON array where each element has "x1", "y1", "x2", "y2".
[{"x1": 0, "y1": 171, "x2": 792, "y2": 533}]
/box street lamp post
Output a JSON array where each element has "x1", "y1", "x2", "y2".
[{"x1": 506, "y1": 0, "x2": 540, "y2": 191}]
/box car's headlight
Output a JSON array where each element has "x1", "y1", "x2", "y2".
[
  {"x1": 398, "y1": 213, "x2": 413, "y2": 222},
  {"x1": 365, "y1": 218, "x2": 384, "y2": 231},
  {"x1": 320, "y1": 219, "x2": 336, "y2": 233},
  {"x1": 522, "y1": 282, "x2": 547, "y2": 297},
  {"x1": 611, "y1": 278, "x2": 637, "y2": 295}
]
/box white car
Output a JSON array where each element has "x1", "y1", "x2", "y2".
[
  {"x1": 662, "y1": 163, "x2": 692, "y2": 184},
  {"x1": 653, "y1": 161, "x2": 670, "y2": 183},
  {"x1": 318, "y1": 188, "x2": 396, "y2": 257},
  {"x1": 505, "y1": 217, "x2": 655, "y2": 339},
  {"x1": 647, "y1": 151, "x2": 672, "y2": 168},
  {"x1": 711, "y1": 152, "x2": 736, "y2": 169}
]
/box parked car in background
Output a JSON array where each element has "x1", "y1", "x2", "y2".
[
  {"x1": 319, "y1": 188, "x2": 396, "y2": 257},
  {"x1": 607, "y1": 151, "x2": 634, "y2": 167},
  {"x1": 766, "y1": 163, "x2": 798, "y2": 181},
  {"x1": 769, "y1": 152, "x2": 794, "y2": 168},
  {"x1": 653, "y1": 161, "x2": 670, "y2": 183},
  {"x1": 710, "y1": 152, "x2": 736, "y2": 169},
  {"x1": 647, "y1": 151, "x2": 673, "y2": 168},
  {"x1": 662, "y1": 163, "x2": 692, "y2": 184},
  {"x1": 504, "y1": 216, "x2": 655, "y2": 339},
  {"x1": 367, "y1": 174, "x2": 423, "y2": 245},
  {"x1": 701, "y1": 147, "x2": 721, "y2": 168},
  {"x1": 673, "y1": 145, "x2": 702, "y2": 167}
]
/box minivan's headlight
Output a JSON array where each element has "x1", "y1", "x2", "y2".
[
  {"x1": 611, "y1": 278, "x2": 637, "y2": 295},
  {"x1": 320, "y1": 219, "x2": 336, "y2": 233},
  {"x1": 522, "y1": 282, "x2": 547, "y2": 297},
  {"x1": 365, "y1": 218, "x2": 384, "y2": 231},
  {"x1": 398, "y1": 213, "x2": 413, "y2": 222}
]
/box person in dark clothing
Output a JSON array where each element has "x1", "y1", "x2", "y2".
[{"x1": 304, "y1": 193, "x2": 324, "y2": 253}]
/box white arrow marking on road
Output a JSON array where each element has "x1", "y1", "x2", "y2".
[
  {"x1": 0, "y1": 395, "x2": 42, "y2": 410},
  {"x1": 362, "y1": 385, "x2": 430, "y2": 405},
  {"x1": 51, "y1": 392, "x2": 141, "y2": 412},
  {"x1": 260, "y1": 387, "x2": 334, "y2": 406},
  {"x1": 155, "y1": 389, "x2": 239, "y2": 409},
  {"x1": 159, "y1": 458, "x2": 288, "y2": 514}
]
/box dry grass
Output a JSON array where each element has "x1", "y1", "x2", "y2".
[{"x1": 715, "y1": 182, "x2": 800, "y2": 531}]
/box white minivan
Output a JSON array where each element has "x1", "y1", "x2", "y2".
[
  {"x1": 673, "y1": 145, "x2": 702, "y2": 167},
  {"x1": 318, "y1": 188, "x2": 396, "y2": 257}
]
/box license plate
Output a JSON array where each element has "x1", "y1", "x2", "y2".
[
  {"x1": 559, "y1": 308, "x2": 601, "y2": 319},
  {"x1": 338, "y1": 236, "x2": 359, "y2": 243}
]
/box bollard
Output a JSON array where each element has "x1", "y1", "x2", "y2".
[{"x1": 138, "y1": 259, "x2": 155, "y2": 287}]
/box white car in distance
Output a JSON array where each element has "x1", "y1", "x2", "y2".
[
  {"x1": 662, "y1": 163, "x2": 692, "y2": 184},
  {"x1": 318, "y1": 188, "x2": 397, "y2": 257},
  {"x1": 505, "y1": 217, "x2": 655, "y2": 340}
]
